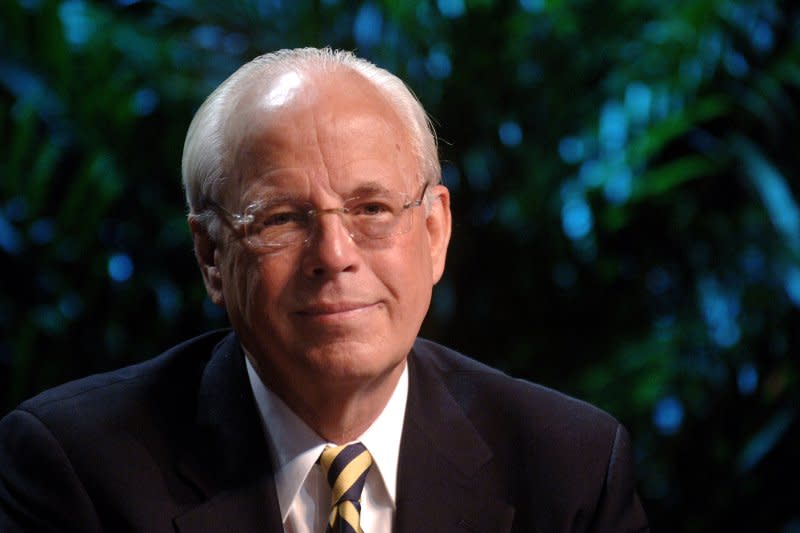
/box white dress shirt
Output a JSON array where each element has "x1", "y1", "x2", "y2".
[{"x1": 246, "y1": 357, "x2": 408, "y2": 533}]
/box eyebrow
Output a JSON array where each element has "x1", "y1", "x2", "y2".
[
  {"x1": 243, "y1": 180, "x2": 400, "y2": 207},
  {"x1": 345, "y1": 182, "x2": 394, "y2": 198},
  {"x1": 243, "y1": 191, "x2": 305, "y2": 209}
]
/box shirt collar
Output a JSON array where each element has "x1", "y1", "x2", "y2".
[{"x1": 245, "y1": 355, "x2": 409, "y2": 521}]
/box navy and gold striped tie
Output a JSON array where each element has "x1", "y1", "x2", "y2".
[{"x1": 319, "y1": 442, "x2": 373, "y2": 533}]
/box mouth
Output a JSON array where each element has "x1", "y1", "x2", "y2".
[{"x1": 296, "y1": 301, "x2": 379, "y2": 319}]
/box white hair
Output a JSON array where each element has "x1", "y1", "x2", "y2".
[{"x1": 181, "y1": 47, "x2": 440, "y2": 219}]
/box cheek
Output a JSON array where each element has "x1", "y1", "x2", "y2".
[
  {"x1": 221, "y1": 251, "x2": 271, "y2": 319},
  {"x1": 383, "y1": 232, "x2": 433, "y2": 307},
  {"x1": 408, "y1": 225, "x2": 434, "y2": 278},
  {"x1": 247, "y1": 254, "x2": 301, "y2": 317}
]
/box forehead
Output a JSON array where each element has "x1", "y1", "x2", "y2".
[{"x1": 226, "y1": 69, "x2": 419, "y2": 200}]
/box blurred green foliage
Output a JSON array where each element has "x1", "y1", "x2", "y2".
[{"x1": 2, "y1": 0, "x2": 799, "y2": 530}]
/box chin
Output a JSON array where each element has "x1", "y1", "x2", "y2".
[{"x1": 302, "y1": 338, "x2": 405, "y2": 381}]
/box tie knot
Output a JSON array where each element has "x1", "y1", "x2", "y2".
[{"x1": 319, "y1": 442, "x2": 373, "y2": 505}]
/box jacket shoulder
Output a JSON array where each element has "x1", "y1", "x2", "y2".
[
  {"x1": 13, "y1": 329, "x2": 232, "y2": 423},
  {"x1": 0, "y1": 330, "x2": 238, "y2": 530},
  {"x1": 409, "y1": 338, "x2": 649, "y2": 532},
  {"x1": 411, "y1": 337, "x2": 620, "y2": 437}
]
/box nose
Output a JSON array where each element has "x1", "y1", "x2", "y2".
[{"x1": 300, "y1": 210, "x2": 360, "y2": 278}]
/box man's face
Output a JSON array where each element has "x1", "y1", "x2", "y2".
[{"x1": 194, "y1": 69, "x2": 451, "y2": 399}]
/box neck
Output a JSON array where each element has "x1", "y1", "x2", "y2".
[{"x1": 248, "y1": 354, "x2": 406, "y2": 444}]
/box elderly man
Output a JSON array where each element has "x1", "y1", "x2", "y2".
[{"x1": 0, "y1": 48, "x2": 648, "y2": 532}]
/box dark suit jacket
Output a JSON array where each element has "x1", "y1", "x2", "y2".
[{"x1": 0, "y1": 330, "x2": 648, "y2": 532}]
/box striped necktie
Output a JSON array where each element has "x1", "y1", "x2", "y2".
[{"x1": 319, "y1": 442, "x2": 373, "y2": 533}]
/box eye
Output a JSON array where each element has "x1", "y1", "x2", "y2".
[
  {"x1": 348, "y1": 195, "x2": 400, "y2": 218},
  {"x1": 263, "y1": 211, "x2": 304, "y2": 226},
  {"x1": 251, "y1": 206, "x2": 308, "y2": 228},
  {"x1": 354, "y1": 203, "x2": 391, "y2": 216}
]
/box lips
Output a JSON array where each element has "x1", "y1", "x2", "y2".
[{"x1": 296, "y1": 301, "x2": 377, "y2": 316}]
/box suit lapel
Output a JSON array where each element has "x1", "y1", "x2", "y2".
[
  {"x1": 395, "y1": 345, "x2": 515, "y2": 533},
  {"x1": 173, "y1": 478, "x2": 282, "y2": 532},
  {"x1": 174, "y1": 332, "x2": 283, "y2": 532}
]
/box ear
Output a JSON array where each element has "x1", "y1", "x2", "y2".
[
  {"x1": 425, "y1": 184, "x2": 452, "y2": 284},
  {"x1": 188, "y1": 216, "x2": 225, "y2": 306}
]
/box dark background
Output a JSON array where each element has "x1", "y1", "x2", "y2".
[{"x1": 2, "y1": 0, "x2": 799, "y2": 530}]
